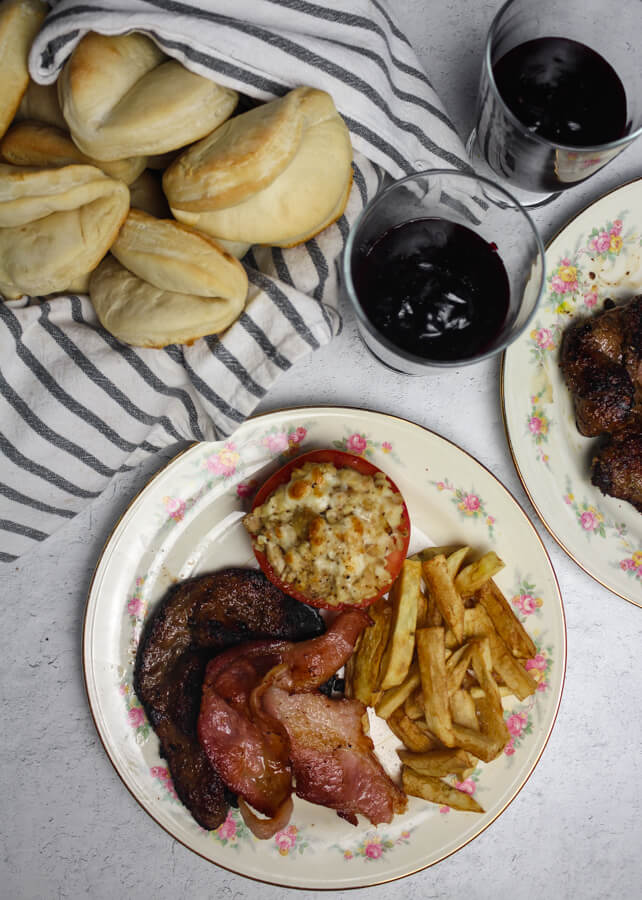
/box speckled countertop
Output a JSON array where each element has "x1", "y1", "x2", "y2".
[{"x1": 3, "y1": 2, "x2": 642, "y2": 899}]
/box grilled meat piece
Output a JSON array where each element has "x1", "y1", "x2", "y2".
[
  {"x1": 559, "y1": 295, "x2": 642, "y2": 437},
  {"x1": 134, "y1": 568, "x2": 325, "y2": 830},
  {"x1": 591, "y1": 426, "x2": 642, "y2": 513},
  {"x1": 560, "y1": 295, "x2": 642, "y2": 513},
  {"x1": 570, "y1": 361, "x2": 635, "y2": 437}
]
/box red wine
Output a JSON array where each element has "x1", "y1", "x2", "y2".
[
  {"x1": 353, "y1": 218, "x2": 510, "y2": 362},
  {"x1": 493, "y1": 37, "x2": 627, "y2": 146}
]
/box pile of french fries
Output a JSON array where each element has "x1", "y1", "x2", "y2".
[{"x1": 345, "y1": 545, "x2": 538, "y2": 813}]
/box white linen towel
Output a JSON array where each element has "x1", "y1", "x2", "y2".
[{"x1": 0, "y1": 0, "x2": 471, "y2": 564}]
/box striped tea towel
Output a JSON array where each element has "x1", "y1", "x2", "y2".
[{"x1": 0, "y1": 0, "x2": 470, "y2": 565}]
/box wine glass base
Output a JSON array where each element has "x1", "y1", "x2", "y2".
[{"x1": 466, "y1": 129, "x2": 561, "y2": 209}]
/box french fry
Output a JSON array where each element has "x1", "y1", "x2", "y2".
[
  {"x1": 470, "y1": 641, "x2": 510, "y2": 755},
  {"x1": 450, "y1": 688, "x2": 479, "y2": 730},
  {"x1": 416, "y1": 627, "x2": 456, "y2": 747},
  {"x1": 473, "y1": 694, "x2": 509, "y2": 761},
  {"x1": 446, "y1": 642, "x2": 475, "y2": 694},
  {"x1": 416, "y1": 589, "x2": 429, "y2": 628},
  {"x1": 346, "y1": 594, "x2": 391, "y2": 705},
  {"x1": 402, "y1": 768, "x2": 484, "y2": 813},
  {"x1": 375, "y1": 664, "x2": 420, "y2": 720},
  {"x1": 379, "y1": 559, "x2": 422, "y2": 689},
  {"x1": 422, "y1": 555, "x2": 465, "y2": 644},
  {"x1": 387, "y1": 707, "x2": 441, "y2": 752},
  {"x1": 446, "y1": 545, "x2": 470, "y2": 580},
  {"x1": 425, "y1": 588, "x2": 443, "y2": 627},
  {"x1": 410, "y1": 544, "x2": 462, "y2": 563},
  {"x1": 470, "y1": 684, "x2": 515, "y2": 700},
  {"x1": 451, "y1": 723, "x2": 505, "y2": 763},
  {"x1": 398, "y1": 748, "x2": 474, "y2": 777},
  {"x1": 477, "y1": 579, "x2": 537, "y2": 659},
  {"x1": 455, "y1": 551, "x2": 505, "y2": 598},
  {"x1": 347, "y1": 542, "x2": 540, "y2": 816},
  {"x1": 463, "y1": 605, "x2": 537, "y2": 701},
  {"x1": 403, "y1": 687, "x2": 424, "y2": 720}
]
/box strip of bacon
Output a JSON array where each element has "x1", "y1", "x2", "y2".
[
  {"x1": 261, "y1": 687, "x2": 407, "y2": 825},
  {"x1": 198, "y1": 641, "x2": 291, "y2": 817},
  {"x1": 198, "y1": 609, "x2": 404, "y2": 835}
]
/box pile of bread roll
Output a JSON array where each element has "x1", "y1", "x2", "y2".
[{"x1": 0, "y1": 0, "x2": 353, "y2": 347}]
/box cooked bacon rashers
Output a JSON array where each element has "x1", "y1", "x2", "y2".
[{"x1": 198, "y1": 609, "x2": 407, "y2": 837}]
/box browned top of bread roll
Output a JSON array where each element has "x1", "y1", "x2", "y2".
[{"x1": 58, "y1": 32, "x2": 239, "y2": 161}]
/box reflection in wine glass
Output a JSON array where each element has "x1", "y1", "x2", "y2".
[{"x1": 468, "y1": 0, "x2": 642, "y2": 207}]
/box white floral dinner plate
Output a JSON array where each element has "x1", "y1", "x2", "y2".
[
  {"x1": 502, "y1": 179, "x2": 642, "y2": 606},
  {"x1": 84, "y1": 407, "x2": 565, "y2": 889}
]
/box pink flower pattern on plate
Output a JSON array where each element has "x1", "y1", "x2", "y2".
[
  {"x1": 216, "y1": 811, "x2": 237, "y2": 841},
  {"x1": 274, "y1": 825, "x2": 298, "y2": 856},
  {"x1": 205, "y1": 442, "x2": 240, "y2": 476},
  {"x1": 150, "y1": 766, "x2": 178, "y2": 801},
  {"x1": 163, "y1": 495, "x2": 185, "y2": 522},
  {"x1": 346, "y1": 433, "x2": 368, "y2": 454}
]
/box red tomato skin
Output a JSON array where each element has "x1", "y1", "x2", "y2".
[{"x1": 248, "y1": 449, "x2": 410, "y2": 611}]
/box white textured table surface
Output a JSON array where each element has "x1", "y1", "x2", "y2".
[{"x1": 3, "y1": 2, "x2": 642, "y2": 899}]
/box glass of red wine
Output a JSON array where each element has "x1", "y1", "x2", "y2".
[
  {"x1": 468, "y1": 0, "x2": 642, "y2": 206},
  {"x1": 342, "y1": 169, "x2": 545, "y2": 375}
]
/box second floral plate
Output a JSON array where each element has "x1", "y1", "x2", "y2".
[
  {"x1": 502, "y1": 178, "x2": 642, "y2": 606},
  {"x1": 84, "y1": 406, "x2": 565, "y2": 889}
]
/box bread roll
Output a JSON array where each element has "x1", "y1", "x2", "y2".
[
  {"x1": 89, "y1": 209, "x2": 248, "y2": 347},
  {"x1": 0, "y1": 163, "x2": 130, "y2": 298},
  {"x1": 58, "y1": 32, "x2": 239, "y2": 161},
  {"x1": 1, "y1": 121, "x2": 147, "y2": 184},
  {"x1": 0, "y1": 0, "x2": 47, "y2": 140},
  {"x1": 164, "y1": 86, "x2": 353, "y2": 247},
  {"x1": 15, "y1": 79, "x2": 68, "y2": 131}
]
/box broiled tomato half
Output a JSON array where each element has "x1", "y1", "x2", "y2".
[{"x1": 246, "y1": 449, "x2": 410, "y2": 611}]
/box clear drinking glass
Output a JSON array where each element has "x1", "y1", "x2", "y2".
[
  {"x1": 468, "y1": 0, "x2": 642, "y2": 206},
  {"x1": 342, "y1": 169, "x2": 545, "y2": 376}
]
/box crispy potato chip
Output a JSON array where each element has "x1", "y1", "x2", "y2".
[
  {"x1": 416, "y1": 627, "x2": 456, "y2": 747},
  {"x1": 455, "y1": 551, "x2": 505, "y2": 598},
  {"x1": 375, "y1": 664, "x2": 420, "y2": 720},
  {"x1": 477, "y1": 579, "x2": 537, "y2": 658},
  {"x1": 402, "y1": 768, "x2": 484, "y2": 813},
  {"x1": 380, "y1": 559, "x2": 422, "y2": 689},
  {"x1": 398, "y1": 748, "x2": 474, "y2": 777},
  {"x1": 422, "y1": 555, "x2": 465, "y2": 644}
]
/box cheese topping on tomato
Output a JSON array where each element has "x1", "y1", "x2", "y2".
[{"x1": 243, "y1": 462, "x2": 406, "y2": 607}]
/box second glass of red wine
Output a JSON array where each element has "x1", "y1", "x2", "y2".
[
  {"x1": 342, "y1": 169, "x2": 545, "y2": 376},
  {"x1": 468, "y1": 0, "x2": 642, "y2": 206}
]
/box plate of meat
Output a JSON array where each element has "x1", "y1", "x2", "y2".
[
  {"x1": 502, "y1": 178, "x2": 642, "y2": 605},
  {"x1": 84, "y1": 406, "x2": 565, "y2": 888}
]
